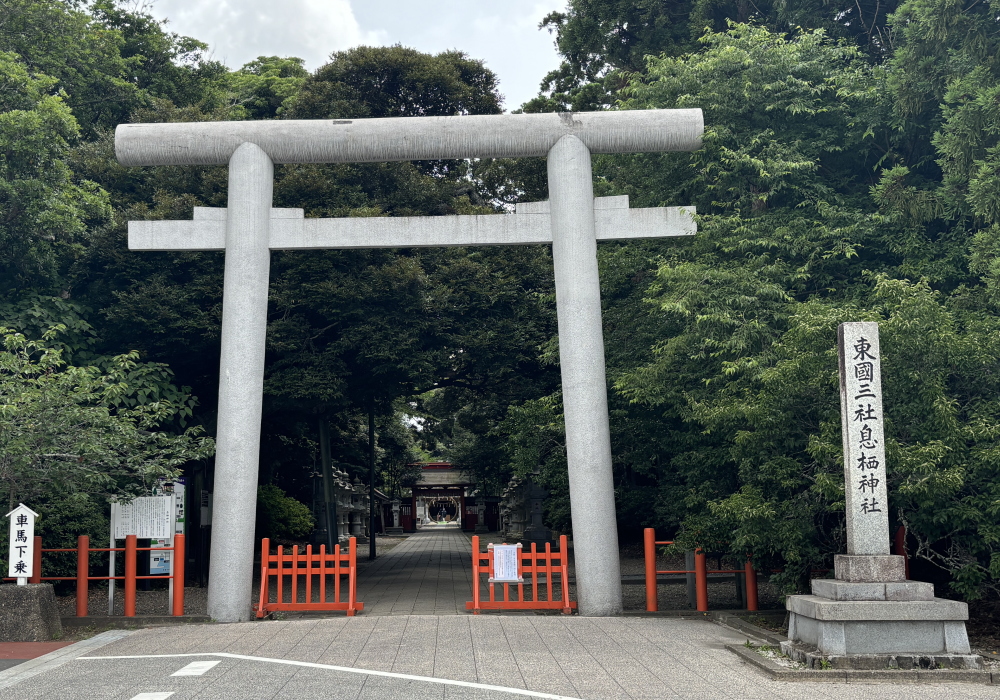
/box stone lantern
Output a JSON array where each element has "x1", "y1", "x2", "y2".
[{"x1": 474, "y1": 499, "x2": 489, "y2": 533}]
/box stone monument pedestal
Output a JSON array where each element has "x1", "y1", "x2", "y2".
[
  {"x1": 0, "y1": 584, "x2": 62, "y2": 642},
  {"x1": 782, "y1": 554, "x2": 981, "y2": 669}
]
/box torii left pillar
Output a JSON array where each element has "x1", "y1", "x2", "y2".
[
  {"x1": 210, "y1": 143, "x2": 274, "y2": 623},
  {"x1": 116, "y1": 109, "x2": 703, "y2": 620}
]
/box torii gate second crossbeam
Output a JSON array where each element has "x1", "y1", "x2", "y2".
[{"x1": 116, "y1": 109, "x2": 703, "y2": 621}]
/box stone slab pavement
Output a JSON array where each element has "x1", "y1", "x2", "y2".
[
  {"x1": 353, "y1": 526, "x2": 475, "y2": 615},
  {"x1": 0, "y1": 615, "x2": 997, "y2": 699},
  {"x1": 2, "y1": 529, "x2": 994, "y2": 699}
]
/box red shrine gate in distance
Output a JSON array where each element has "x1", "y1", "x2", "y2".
[{"x1": 382, "y1": 462, "x2": 498, "y2": 532}]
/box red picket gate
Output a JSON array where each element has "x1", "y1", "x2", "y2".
[
  {"x1": 3, "y1": 534, "x2": 185, "y2": 617},
  {"x1": 255, "y1": 537, "x2": 363, "y2": 617},
  {"x1": 643, "y1": 528, "x2": 757, "y2": 612},
  {"x1": 466, "y1": 535, "x2": 577, "y2": 614}
]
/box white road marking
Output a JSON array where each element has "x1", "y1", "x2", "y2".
[
  {"x1": 171, "y1": 659, "x2": 222, "y2": 676},
  {"x1": 81, "y1": 652, "x2": 582, "y2": 699},
  {"x1": 130, "y1": 694, "x2": 174, "y2": 700}
]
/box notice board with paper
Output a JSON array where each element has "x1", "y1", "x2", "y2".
[
  {"x1": 112, "y1": 496, "x2": 173, "y2": 539},
  {"x1": 489, "y1": 543, "x2": 523, "y2": 583}
]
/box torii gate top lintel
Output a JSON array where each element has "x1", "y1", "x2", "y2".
[{"x1": 115, "y1": 109, "x2": 703, "y2": 166}]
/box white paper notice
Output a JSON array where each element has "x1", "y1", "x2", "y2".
[{"x1": 490, "y1": 544, "x2": 522, "y2": 583}]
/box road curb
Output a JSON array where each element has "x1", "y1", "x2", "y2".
[{"x1": 60, "y1": 614, "x2": 211, "y2": 629}]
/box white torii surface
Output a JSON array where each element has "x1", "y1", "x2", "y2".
[
  {"x1": 128, "y1": 197, "x2": 695, "y2": 251},
  {"x1": 116, "y1": 109, "x2": 703, "y2": 622}
]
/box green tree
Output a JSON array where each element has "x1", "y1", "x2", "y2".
[
  {"x1": 0, "y1": 0, "x2": 141, "y2": 132},
  {"x1": 287, "y1": 45, "x2": 503, "y2": 119},
  {"x1": 229, "y1": 56, "x2": 309, "y2": 120},
  {"x1": 0, "y1": 52, "x2": 111, "y2": 296},
  {"x1": 257, "y1": 484, "x2": 315, "y2": 541},
  {"x1": 0, "y1": 326, "x2": 215, "y2": 510},
  {"x1": 529, "y1": 0, "x2": 900, "y2": 112}
]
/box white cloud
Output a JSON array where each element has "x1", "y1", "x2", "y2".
[
  {"x1": 145, "y1": 0, "x2": 565, "y2": 110},
  {"x1": 150, "y1": 0, "x2": 386, "y2": 70},
  {"x1": 347, "y1": 0, "x2": 564, "y2": 110}
]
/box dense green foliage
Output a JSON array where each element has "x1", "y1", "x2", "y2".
[
  {"x1": 0, "y1": 325, "x2": 213, "y2": 507},
  {"x1": 526, "y1": 7, "x2": 1000, "y2": 599},
  {"x1": 256, "y1": 484, "x2": 315, "y2": 541},
  {"x1": 2, "y1": 0, "x2": 999, "y2": 602}
]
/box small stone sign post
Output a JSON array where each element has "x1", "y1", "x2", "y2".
[
  {"x1": 0, "y1": 504, "x2": 60, "y2": 642},
  {"x1": 782, "y1": 322, "x2": 979, "y2": 669},
  {"x1": 6, "y1": 504, "x2": 38, "y2": 585}
]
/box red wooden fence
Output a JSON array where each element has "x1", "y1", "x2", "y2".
[
  {"x1": 255, "y1": 537, "x2": 363, "y2": 617},
  {"x1": 3, "y1": 534, "x2": 185, "y2": 617},
  {"x1": 466, "y1": 535, "x2": 576, "y2": 614},
  {"x1": 643, "y1": 528, "x2": 757, "y2": 612}
]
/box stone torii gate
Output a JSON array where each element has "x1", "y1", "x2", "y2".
[{"x1": 115, "y1": 109, "x2": 703, "y2": 621}]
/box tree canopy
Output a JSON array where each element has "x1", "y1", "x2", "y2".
[{"x1": 2, "y1": 0, "x2": 1000, "y2": 601}]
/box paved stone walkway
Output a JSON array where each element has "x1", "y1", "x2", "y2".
[
  {"x1": 355, "y1": 526, "x2": 473, "y2": 615},
  {"x1": 0, "y1": 532, "x2": 996, "y2": 698},
  {"x1": 1, "y1": 616, "x2": 997, "y2": 699}
]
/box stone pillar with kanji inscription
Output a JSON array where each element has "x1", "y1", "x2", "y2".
[
  {"x1": 781, "y1": 322, "x2": 980, "y2": 669},
  {"x1": 781, "y1": 322, "x2": 982, "y2": 669}
]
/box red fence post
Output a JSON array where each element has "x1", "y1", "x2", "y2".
[
  {"x1": 124, "y1": 534, "x2": 137, "y2": 617},
  {"x1": 76, "y1": 535, "x2": 89, "y2": 617},
  {"x1": 644, "y1": 528, "x2": 657, "y2": 612},
  {"x1": 256, "y1": 538, "x2": 270, "y2": 618},
  {"x1": 559, "y1": 534, "x2": 572, "y2": 615},
  {"x1": 471, "y1": 535, "x2": 481, "y2": 614},
  {"x1": 347, "y1": 537, "x2": 358, "y2": 616},
  {"x1": 694, "y1": 549, "x2": 708, "y2": 612},
  {"x1": 29, "y1": 536, "x2": 42, "y2": 584},
  {"x1": 172, "y1": 534, "x2": 185, "y2": 616},
  {"x1": 744, "y1": 558, "x2": 758, "y2": 611}
]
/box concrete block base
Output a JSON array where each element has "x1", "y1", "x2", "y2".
[
  {"x1": 0, "y1": 584, "x2": 62, "y2": 641},
  {"x1": 834, "y1": 554, "x2": 906, "y2": 582},
  {"x1": 780, "y1": 639, "x2": 983, "y2": 671},
  {"x1": 786, "y1": 591, "x2": 972, "y2": 658},
  {"x1": 811, "y1": 578, "x2": 934, "y2": 601},
  {"x1": 522, "y1": 526, "x2": 554, "y2": 550}
]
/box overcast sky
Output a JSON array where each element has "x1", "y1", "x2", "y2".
[{"x1": 146, "y1": 0, "x2": 566, "y2": 111}]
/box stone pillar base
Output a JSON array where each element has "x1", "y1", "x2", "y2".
[
  {"x1": 522, "y1": 526, "x2": 553, "y2": 550},
  {"x1": 0, "y1": 584, "x2": 62, "y2": 641},
  {"x1": 784, "y1": 590, "x2": 976, "y2": 665},
  {"x1": 780, "y1": 639, "x2": 983, "y2": 670},
  {"x1": 834, "y1": 554, "x2": 906, "y2": 582}
]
